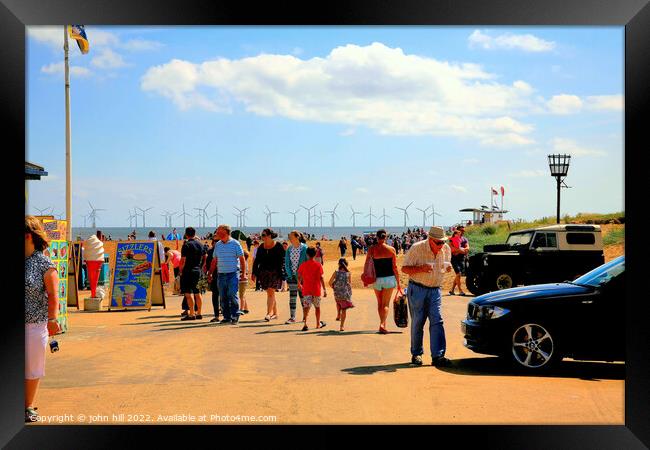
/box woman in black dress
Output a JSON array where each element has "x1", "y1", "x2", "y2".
[{"x1": 251, "y1": 228, "x2": 286, "y2": 321}]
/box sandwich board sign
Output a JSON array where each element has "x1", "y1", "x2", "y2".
[
  {"x1": 107, "y1": 241, "x2": 165, "y2": 311},
  {"x1": 42, "y1": 219, "x2": 69, "y2": 332}
]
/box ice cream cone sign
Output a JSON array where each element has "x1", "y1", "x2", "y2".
[{"x1": 83, "y1": 235, "x2": 105, "y2": 298}]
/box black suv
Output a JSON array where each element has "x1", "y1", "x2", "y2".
[{"x1": 465, "y1": 224, "x2": 604, "y2": 295}]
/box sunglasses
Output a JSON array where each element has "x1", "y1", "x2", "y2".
[
  {"x1": 432, "y1": 240, "x2": 445, "y2": 246},
  {"x1": 261, "y1": 234, "x2": 268, "y2": 238}
]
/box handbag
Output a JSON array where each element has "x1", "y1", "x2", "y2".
[
  {"x1": 393, "y1": 290, "x2": 409, "y2": 328},
  {"x1": 360, "y1": 250, "x2": 376, "y2": 287}
]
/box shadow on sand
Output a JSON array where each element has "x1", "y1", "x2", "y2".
[
  {"x1": 435, "y1": 357, "x2": 625, "y2": 380},
  {"x1": 342, "y1": 362, "x2": 423, "y2": 375},
  {"x1": 342, "y1": 357, "x2": 624, "y2": 379}
]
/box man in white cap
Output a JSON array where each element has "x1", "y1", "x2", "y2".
[{"x1": 401, "y1": 226, "x2": 453, "y2": 367}]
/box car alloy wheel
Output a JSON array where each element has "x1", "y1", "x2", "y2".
[
  {"x1": 511, "y1": 323, "x2": 556, "y2": 369},
  {"x1": 495, "y1": 273, "x2": 514, "y2": 290}
]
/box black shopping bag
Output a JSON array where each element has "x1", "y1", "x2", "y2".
[{"x1": 393, "y1": 291, "x2": 408, "y2": 328}]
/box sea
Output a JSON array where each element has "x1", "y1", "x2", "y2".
[{"x1": 71, "y1": 225, "x2": 450, "y2": 241}]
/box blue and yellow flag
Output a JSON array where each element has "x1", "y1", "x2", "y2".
[{"x1": 68, "y1": 25, "x2": 89, "y2": 54}]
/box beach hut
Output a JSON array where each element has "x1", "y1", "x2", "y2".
[{"x1": 459, "y1": 206, "x2": 508, "y2": 225}]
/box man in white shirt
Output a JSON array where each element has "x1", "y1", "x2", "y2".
[{"x1": 401, "y1": 226, "x2": 453, "y2": 367}]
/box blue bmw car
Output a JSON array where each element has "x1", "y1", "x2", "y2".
[{"x1": 461, "y1": 256, "x2": 625, "y2": 370}]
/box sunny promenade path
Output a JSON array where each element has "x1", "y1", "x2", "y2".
[{"x1": 34, "y1": 288, "x2": 623, "y2": 425}]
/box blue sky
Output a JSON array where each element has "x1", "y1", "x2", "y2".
[{"x1": 26, "y1": 26, "x2": 624, "y2": 228}]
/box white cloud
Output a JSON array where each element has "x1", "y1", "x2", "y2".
[
  {"x1": 27, "y1": 26, "x2": 64, "y2": 49},
  {"x1": 355, "y1": 187, "x2": 369, "y2": 193},
  {"x1": 546, "y1": 94, "x2": 623, "y2": 115},
  {"x1": 91, "y1": 48, "x2": 128, "y2": 69},
  {"x1": 339, "y1": 127, "x2": 356, "y2": 136},
  {"x1": 462, "y1": 158, "x2": 479, "y2": 165},
  {"x1": 551, "y1": 138, "x2": 606, "y2": 157},
  {"x1": 41, "y1": 62, "x2": 92, "y2": 77},
  {"x1": 584, "y1": 95, "x2": 623, "y2": 111},
  {"x1": 450, "y1": 185, "x2": 467, "y2": 193},
  {"x1": 546, "y1": 95, "x2": 583, "y2": 114},
  {"x1": 510, "y1": 169, "x2": 546, "y2": 178},
  {"x1": 292, "y1": 47, "x2": 304, "y2": 56},
  {"x1": 141, "y1": 42, "x2": 540, "y2": 147},
  {"x1": 468, "y1": 30, "x2": 556, "y2": 52}
]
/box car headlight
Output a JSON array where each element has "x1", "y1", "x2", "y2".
[{"x1": 478, "y1": 305, "x2": 509, "y2": 320}]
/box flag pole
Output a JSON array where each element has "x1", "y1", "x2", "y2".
[{"x1": 64, "y1": 26, "x2": 72, "y2": 241}]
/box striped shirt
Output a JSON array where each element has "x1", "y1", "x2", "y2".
[
  {"x1": 402, "y1": 239, "x2": 451, "y2": 288},
  {"x1": 214, "y1": 238, "x2": 244, "y2": 274}
]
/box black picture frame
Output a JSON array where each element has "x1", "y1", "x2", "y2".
[{"x1": 4, "y1": 0, "x2": 648, "y2": 448}]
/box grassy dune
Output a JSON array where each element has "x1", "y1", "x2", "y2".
[{"x1": 464, "y1": 212, "x2": 625, "y2": 256}]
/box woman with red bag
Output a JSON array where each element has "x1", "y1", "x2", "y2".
[{"x1": 364, "y1": 229, "x2": 401, "y2": 334}]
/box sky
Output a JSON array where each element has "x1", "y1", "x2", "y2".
[{"x1": 25, "y1": 26, "x2": 624, "y2": 228}]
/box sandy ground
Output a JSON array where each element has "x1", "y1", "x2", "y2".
[
  {"x1": 32, "y1": 231, "x2": 624, "y2": 425},
  {"x1": 34, "y1": 288, "x2": 623, "y2": 425}
]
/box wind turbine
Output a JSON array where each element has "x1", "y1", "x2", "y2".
[
  {"x1": 264, "y1": 205, "x2": 279, "y2": 228},
  {"x1": 317, "y1": 210, "x2": 324, "y2": 227},
  {"x1": 300, "y1": 203, "x2": 318, "y2": 227},
  {"x1": 51, "y1": 210, "x2": 64, "y2": 220},
  {"x1": 167, "y1": 211, "x2": 177, "y2": 228},
  {"x1": 127, "y1": 211, "x2": 136, "y2": 228},
  {"x1": 161, "y1": 211, "x2": 172, "y2": 228},
  {"x1": 199, "y1": 201, "x2": 212, "y2": 228},
  {"x1": 210, "y1": 206, "x2": 223, "y2": 228},
  {"x1": 177, "y1": 204, "x2": 192, "y2": 228},
  {"x1": 34, "y1": 206, "x2": 53, "y2": 216},
  {"x1": 324, "y1": 203, "x2": 339, "y2": 228},
  {"x1": 429, "y1": 204, "x2": 442, "y2": 226},
  {"x1": 394, "y1": 201, "x2": 414, "y2": 228},
  {"x1": 136, "y1": 206, "x2": 153, "y2": 228},
  {"x1": 378, "y1": 208, "x2": 390, "y2": 227},
  {"x1": 288, "y1": 209, "x2": 300, "y2": 228},
  {"x1": 233, "y1": 206, "x2": 250, "y2": 228},
  {"x1": 416, "y1": 205, "x2": 431, "y2": 228},
  {"x1": 350, "y1": 206, "x2": 362, "y2": 227},
  {"x1": 365, "y1": 206, "x2": 377, "y2": 227},
  {"x1": 88, "y1": 202, "x2": 106, "y2": 228}
]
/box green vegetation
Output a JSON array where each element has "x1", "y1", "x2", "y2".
[
  {"x1": 603, "y1": 228, "x2": 625, "y2": 246},
  {"x1": 463, "y1": 212, "x2": 625, "y2": 255}
]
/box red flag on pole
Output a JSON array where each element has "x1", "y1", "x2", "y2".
[
  {"x1": 501, "y1": 186, "x2": 505, "y2": 196},
  {"x1": 491, "y1": 187, "x2": 499, "y2": 195}
]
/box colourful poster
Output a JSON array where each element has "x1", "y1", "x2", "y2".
[
  {"x1": 110, "y1": 242, "x2": 155, "y2": 309},
  {"x1": 43, "y1": 220, "x2": 68, "y2": 333}
]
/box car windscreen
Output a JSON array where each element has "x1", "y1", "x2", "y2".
[
  {"x1": 506, "y1": 231, "x2": 533, "y2": 246},
  {"x1": 574, "y1": 256, "x2": 625, "y2": 287}
]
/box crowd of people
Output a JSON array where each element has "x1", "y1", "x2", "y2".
[{"x1": 25, "y1": 214, "x2": 471, "y2": 423}]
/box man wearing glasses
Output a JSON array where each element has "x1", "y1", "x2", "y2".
[{"x1": 401, "y1": 226, "x2": 453, "y2": 367}]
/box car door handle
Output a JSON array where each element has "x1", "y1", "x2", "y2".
[{"x1": 581, "y1": 300, "x2": 593, "y2": 304}]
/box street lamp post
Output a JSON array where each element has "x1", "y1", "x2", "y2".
[{"x1": 547, "y1": 154, "x2": 571, "y2": 224}]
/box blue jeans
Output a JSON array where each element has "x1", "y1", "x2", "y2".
[
  {"x1": 218, "y1": 272, "x2": 240, "y2": 321},
  {"x1": 407, "y1": 282, "x2": 446, "y2": 359}
]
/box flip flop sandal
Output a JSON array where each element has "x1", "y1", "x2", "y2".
[
  {"x1": 270, "y1": 315, "x2": 278, "y2": 320},
  {"x1": 301, "y1": 325, "x2": 309, "y2": 331},
  {"x1": 264, "y1": 315, "x2": 271, "y2": 321}
]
